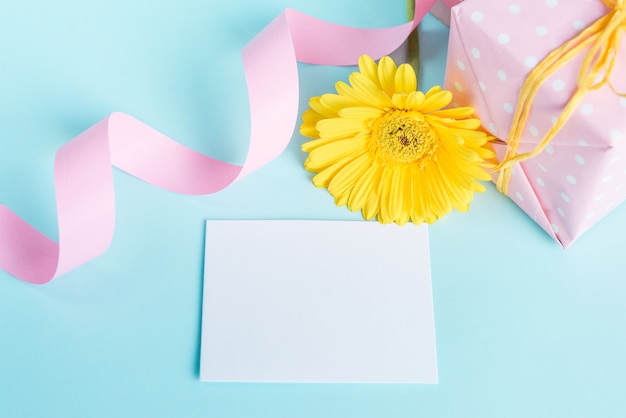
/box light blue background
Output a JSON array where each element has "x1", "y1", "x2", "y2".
[{"x1": 1, "y1": 1, "x2": 625, "y2": 417}]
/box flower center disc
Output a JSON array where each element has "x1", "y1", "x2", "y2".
[{"x1": 373, "y1": 110, "x2": 438, "y2": 164}]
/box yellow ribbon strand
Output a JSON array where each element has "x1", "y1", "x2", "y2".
[{"x1": 495, "y1": 0, "x2": 626, "y2": 195}]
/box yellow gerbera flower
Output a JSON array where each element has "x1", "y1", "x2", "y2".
[{"x1": 300, "y1": 54, "x2": 494, "y2": 225}]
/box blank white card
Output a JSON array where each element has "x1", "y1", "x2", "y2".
[{"x1": 200, "y1": 220, "x2": 438, "y2": 383}]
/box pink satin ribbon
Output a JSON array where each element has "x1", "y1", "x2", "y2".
[{"x1": 1, "y1": 1, "x2": 435, "y2": 284}]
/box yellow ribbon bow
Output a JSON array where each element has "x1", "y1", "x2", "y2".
[{"x1": 495, "y1": 0, "x2": 626, "y2": 195}]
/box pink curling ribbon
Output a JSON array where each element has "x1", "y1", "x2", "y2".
[{"x1": 0, "y1": 1, "x2": 435, "y2": 284}]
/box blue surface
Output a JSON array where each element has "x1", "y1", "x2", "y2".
[{"x1": 1, "y1": 1, "x2": 626, "y2": 417}]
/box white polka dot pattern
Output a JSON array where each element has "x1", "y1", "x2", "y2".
[
  {"x1": 443, "y1": 0, "x2": 626, "y2": 247},
  {"x1": 580, "y1": 104, "x2": 594, "y2": 115},
  {"x1": 529, "y1": 126, "x2": 539, "y2": 136},
  {"x1": 509, "y1": 5, "x2": 521, "y2": 14},
  {"x1": 471, "y1": 11, "x2": 484, "y2": 22},
  {"x1": 524, "y1": 56, "x2": 538, "y2": 67},
  {"x1": 610, "y1": 130, "x2": 622, "y2": 142},
  {"x1": 575, "y1": 155, "x2": 585, "y2": 165},
  {"x1": 552, "y1": 80, "x2": 565, "y2": 91}
]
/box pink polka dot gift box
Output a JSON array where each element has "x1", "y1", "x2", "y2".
[{"x1": 444, "y1": 0, "x2": 626, "y2": 248}]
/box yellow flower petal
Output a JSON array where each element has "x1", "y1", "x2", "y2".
[
  {"x1": 308, "y1": 96, "x2": 337, "y2": 118},
  {"x1": 378, "y1": 169, "x2": 394, "y2": 224},
  {"x1": 377, "y1": 56, "x2": 397, "y2": 98},
  {"x1": 347, "y1": 158, "x2": 381, "y2": 212},
  {"x1": 421, "y1": 90, "x2": 453, "y2": 113},
  {"x1": 395, "y1": 63, "x2": 417, "y2": 95},
  {"x1": 311, "y1": 154, "x2": 356, "y2": 188},
  {"x1": 426, "y1": 115, "x2": 481, "y2": 130},
  {"x1": 400, "y1": 167, "x2": 413, "y2": 225},
  {"x1": 429, "y1": 121, "x2": 490, "y2": 148},
  {"x1": 300, "y1": 108, "x2": 325, "y2": 138},
  {"x1": 335, "y1": 81, "x2": 369, "y2": 106},
  {"x1": 320, "y1": 93, "x2": 361, "y2": 113},
  {"x1": 388, "y1": 166, "x2": 407, "y2": 222},
  {"x1": 358, "y1": 54, "x2": 381, "y2": 88},
  {"x1": 316, "y1": 117, "x2": 368, "y2": 140},
  {"x1": 362, "y1": 169, "x2": 383, "y2": 220},
  {"x1": 405, "y1": 91, "x2": 425, "y2": 110},
  {"x1": 391, "y1": 93, "x2": 408, "y2": 109},
  {"x1": 305, "y1": 134, "x2": 368, "y2": 170},
  {"x1": 429, "y1": 106, "x2": 475, "y2": 118},
  {"x1": 300, "y1": 125, "x2": 319, "y2": 139},
  {"x1": 441, "y1": 140, "x2": 492, "y2": 181},
  {"x1": 338, "y1": 106, "x2": 384, "y2": 120},
  {"x1": 410, "y1": 165, "x2": 427, "y2": 224},
  {"x1": 424, "y1": 163, "x2": 452, "y2": 219},
  {"x1": 302, "y1": 135, "x2": 341, "y2": 153},
  {"x1": 416, "y1": 169, "x2": 437, "y2": 222},
  {"x1": 328, "y1": 152, "x2": 371, "y2": 197},
  {"x1": 334, "y1": 192, "x2": 349, "y2": 207},
  {"x1": 425, "y1": 85, "x2": 443, "y2": 97},
  {"x1": 302, "y1": 107, "x2": 323, "y2": 124},
  {"x1": 440, "y1": 136, "x2": 485, "y2": 164},
  {"x1": 430, "y1": 154, "x2": 475, "y2": 211},
  {"x1": 437, "y1": 147, "x2": 485, "y2": 192},
  {"x1": 348, "y1": 72, "x2": 393, "y2": 109},
  {"x1": 475, "y1": 143, "x2": 496, "y2": 160}
]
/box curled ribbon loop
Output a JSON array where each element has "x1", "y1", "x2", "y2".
[
  {"x1": 0, "y1": 0, "x2": 435, "y2": 284},
  {"x1": 495, "y1": 0, "x2": 626, "y2": 194}
]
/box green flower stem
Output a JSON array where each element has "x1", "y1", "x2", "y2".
[{"x1": 405, "y1": 0, "x2": 420, "y2": 83}]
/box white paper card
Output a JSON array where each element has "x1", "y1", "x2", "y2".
[{"x1": 200, "y1": 220, "x2": 438, "y2": 383}]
